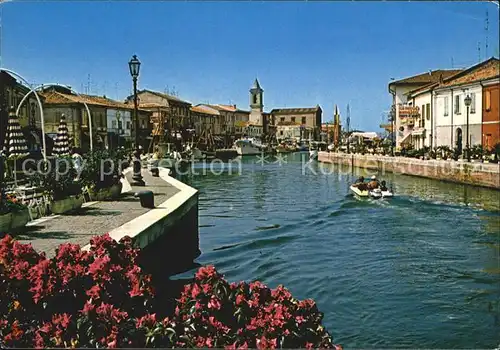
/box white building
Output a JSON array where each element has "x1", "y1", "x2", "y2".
[
  {"x1": 433, "y1": 58, "x2": 498, "y2": 151},
  {"x1": 106, "y1": 109, "x2": 131, "y2": 148},
  {"x1": 388, "y1": 69, "x2": 462, "y2": 150}
]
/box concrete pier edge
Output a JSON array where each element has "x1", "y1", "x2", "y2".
[
  {"x1": 318, "y1": 152, "x2": 500, "y2": 190},
  {"x1": 82, "y1": 167, "x2": 199, "y2": 251}
]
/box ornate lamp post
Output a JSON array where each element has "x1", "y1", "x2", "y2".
[
  {"x1": 128, "y1": 55, "x2": 145, "y2": 186},
  {"x1": 464, "y1": 94, "x2": 472, "y2": 162}
]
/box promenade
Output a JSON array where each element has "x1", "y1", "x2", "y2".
[{"x1": 13, "y1": 170, "x2": 186, "y2": 258}]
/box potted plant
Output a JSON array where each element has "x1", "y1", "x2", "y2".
[
  {"x1": 35, "y1": 157, "x2": 84, "y2": 215},
  {"x1": 0, "y1": 193, "x2": 30, "y2": 233},
  {"x1": 80, "y1": 150, "x2": 124, "y2": 201}
]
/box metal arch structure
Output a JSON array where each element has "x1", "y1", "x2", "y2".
[
  {"x1": 0, "y1": 68, "x2": 47, "y2": 160},
  {"x1": 16, "y1": 83, "x2": 94, "y2": 152}
]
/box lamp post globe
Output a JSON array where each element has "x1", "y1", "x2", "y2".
[
  {"x1": 128, "y1": 55, "x2": 141, "y2": 79},
  {"x1": 129, "y1": 54, "x2": 145, "y2": 186},
  {"x1": 464, "y1": 94, "x2": 472, "y2": 162}
]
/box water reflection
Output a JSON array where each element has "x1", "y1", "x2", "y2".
[{"x1": 179, "y1": 153, "x2": 500, "y2": 348}]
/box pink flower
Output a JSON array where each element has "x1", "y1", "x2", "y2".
[
  {"x1": 208, "y1": 296, "x2": 221, "y2": 310},
  {"x1": 195, "y1": 265, "x2": 217, "y2": 281},
  {"x1": 191, "y1": 283, "x2": 202, "y2": 299}
]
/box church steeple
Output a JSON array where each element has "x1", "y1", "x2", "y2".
[
  {"x1": 250, "y1": 78, "x2": 263, "y2": 111},
  {"x1": 252, "y1": 78, "x2": 262, "y2": 91},
  {"x1": 333, "y1": 104, "x2": 341, "y2": 125}
]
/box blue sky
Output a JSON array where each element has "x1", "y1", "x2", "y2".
[{"x1": 1, "y1": 1, "x2": 499, "y2": 131}]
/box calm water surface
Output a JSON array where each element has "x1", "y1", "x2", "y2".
[{"x1": 178, "y1": 153, "x2": 500, "y2": 348}]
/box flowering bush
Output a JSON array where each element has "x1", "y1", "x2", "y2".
[
  {"x1": 0, "y1": 194, "x2": 28, "y2": 215},
  {"x1": 0, "y1": 234, "x2": 341, "y2": 349}
]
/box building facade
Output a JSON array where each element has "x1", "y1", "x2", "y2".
[
  {"x1": 482, "y1": 79, "x2": 500, "y2": 150},
  {"x1": 190, "y1": 105, "x2": 221, "y2": 136},
  {"x1": 41, "y1": 86, "x2": 152, "y2": 152},
  {"x1": 0, "y1": 71, "x2": 45, "y2": 152},
  {"x1": 132, "y1": 90, "x2": 192, "y2": 143},
  {"x1": 433, "y1": 58, "x2": 499, "y2": 152},
  {"x1": 270, "y1": 106, "x2": 322, "y2": 141},
  {"x1": 388, "y1": 69, "x2": 462, "y2": 150}
]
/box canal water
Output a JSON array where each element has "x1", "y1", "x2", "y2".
[{"x1": 178, "y1": 153, "x2": 500, "y2": 348}]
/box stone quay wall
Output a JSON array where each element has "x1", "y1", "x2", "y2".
[{"x1": 318, "y1": 152, "x2": 500, "y2": 190}]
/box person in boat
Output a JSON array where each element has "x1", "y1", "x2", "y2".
[
  {"x1": 352, "y1": 176, "x2": 368, "y2": 191},
  {"x1": 367, "y1": 175, "x2": 380, "y2": 190},
  {"x1": 380, "y1": 180, "x2": 388, "y2": 191}
]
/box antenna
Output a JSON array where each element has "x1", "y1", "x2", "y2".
[
  {"x1": 115, "y1": 82, "x2": 118, "y2": 100},
  {"x1": 485, "y1": 10, "x2": 489, "y2": 58},
  {"x1": 478, "y1": 42, "x2": 481, "y2": 62},
  {"x1": 451, "y1": 57, "x2": 454, "y2": 68},
  {"x1": 86, "y1": 74, "x2": 91, "y2": 95}
]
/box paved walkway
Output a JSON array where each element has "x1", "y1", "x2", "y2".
[{"x1": 14, "y1": 170, "x2": 179, "y2": 257}]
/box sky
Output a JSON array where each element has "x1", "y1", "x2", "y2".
[{"x1": 1, "y1": 0, "x2": 499, "y2": 131}]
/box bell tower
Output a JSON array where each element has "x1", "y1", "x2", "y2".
[
  {"x1": 333, "y1": 104, "x2": 342, "y2": 146},
  {"x1": 249, "y1": 78, "x2": 263, "y2": 125}
]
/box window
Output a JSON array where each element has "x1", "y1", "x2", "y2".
[
  {"x1": 302, "y1": 117, "x2": 306, "y2": 124},
  {"x1": 485, "y1": 91, "x2": 491, "y2": 111},
  {"x1": 421, "y1": 105, "x2": 425, "y2": 120},
  {"x1": 454, "y1": 95, "x2": 461, "y2": 114},
  {"x1": 291, "y1": 117, "x2": 296, "y2": 123},
  {"x1": 426, "y1": 103, "x2": 430, "y2": 120},
  {"x1": 112, "y1": 120, "x2": 117, "y2": 128},
  {"x1": 444, "y1": 96, "x2": 449, "y2": 116},
  {"x1": 126, "y1": 121, "x2": 131, "y2": 129},
  {"x1": 470, "y1": 93, "x2": 476, "y2": 113},
  {"x1": 280, "y1": 117, "x2": 285, "y2": 122}
]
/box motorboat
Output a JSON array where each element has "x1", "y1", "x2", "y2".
[
  {"x1": 350, "y1": 185, "x2": 394, "y2": 199},
  {"x1": 234, "y1": 138, "x2": 262, "y2": 156}
]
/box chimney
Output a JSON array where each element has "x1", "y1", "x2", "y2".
[
  {"x1": 439, "y1": 74, "x2": 444, "y2": 84},
  {"x1": 233, "y1": 104, "x2": 236, "y2": 109},
  {"x1": 103, "y1": 94, "x2": 106, "y2": 99}
]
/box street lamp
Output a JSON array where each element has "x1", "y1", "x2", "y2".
[
  {"x1": 464, "y1": 94, "x2": 472, "y2": 162},
  {"x1": 128, "y1": 54, "x2": 145, "y2": 186}
]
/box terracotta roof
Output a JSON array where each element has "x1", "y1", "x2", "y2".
[
  {"x1": 389, "y1": 69, "x2": 463, "y2": 86},
  {"x1": 41, "y1": 90, "x2": 147, "y2": 111},
  {"x1": 437, "y1": 57, "x2": 500, "y2": 88},
  {"x1": 191, "y1": 105, "x2": 220, "y2": 116},
  {"x1": 214, "y1": 104, "x2": 238, "y2": 112},
  {"x1": 139, "y1": 102, "x2": 168, "y2": 109},
  {"x1": 137, "y1": 89, "x2": 191, "y2": 105},
  {"x1": 271, "y1": 106, "x2": 321, "y2": 114},
  {"x1": 406, "y1": 82, "x2": 438, "y2": 97}
]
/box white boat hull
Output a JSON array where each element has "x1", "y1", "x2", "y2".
[
  {"x1": 234, "y1": 142, "x2": 261, "y2": 156},
  {"x1": 350, "y1": 185, "x2": 393, "y2": 198}
]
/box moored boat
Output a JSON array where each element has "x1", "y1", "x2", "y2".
[{"x1": 234, "y1": 138, "x2": 262, "y2": 156}]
